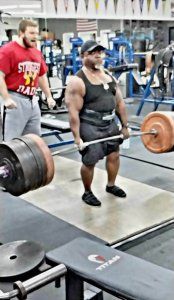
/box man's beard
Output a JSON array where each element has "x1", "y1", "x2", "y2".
[
  {"x1": 91, "y1": 61, "x2": 104, "y2": 70},
  {"x1": 23, "y1": 36, "x2": 35, "y2": 48},
  {"x1": 94, "y1": 64, "x2": 102, "y2": 70},
  {"x1": 88, "y1": 61, "x2": 102, "y2": 70}
]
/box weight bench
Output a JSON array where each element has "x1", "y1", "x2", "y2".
[
  {"x1": 47, "y1": 237, "x2": 174, "y2": 300},
  {"x1": 109, "y1": 63, "x2": 138, "y2": 74},
  {"x1": 41, "y1": 116, "x2": 74, "y2": 149},
  {"x1": 41, "y1": 116, "x2": 70, "y2": 133}
]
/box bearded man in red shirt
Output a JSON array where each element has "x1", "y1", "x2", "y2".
[{"x1": 0, "y1": 19, "x2": 56, "y2": 141}]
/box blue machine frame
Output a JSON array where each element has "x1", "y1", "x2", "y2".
[
  {"x1": 136, "y1": 68, "x2": 174, "y2": 115},
  {"x1": 42, "y1": 130, "x2": 74, "y2": 149}
]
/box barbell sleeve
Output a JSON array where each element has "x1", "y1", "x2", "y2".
[
  {"x1": 130, "y1": 129, "x2": 158, "y2": 137},
  {"x1": 14, "y1": 264, "x2": 67, "y2": 298},
  {"x1": 0, "y1": 265, "x2": 67, "y2": 300},
  {"x1": 0, "y1": 165, "x2": 11, "y2": 179}
]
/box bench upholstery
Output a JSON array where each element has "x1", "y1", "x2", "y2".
[{"x1": 47, "y1": 237, "x2": 174, "y2": 300}]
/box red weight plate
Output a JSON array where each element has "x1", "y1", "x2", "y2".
[
  {"x1": 141, "y1": 112, "x2": 174, "y2": 153},
  {"x1": 24, "y1": 134, "x2": 55, "y2": 185}
]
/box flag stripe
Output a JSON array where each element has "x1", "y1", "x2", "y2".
[{"x1": 76, "y1": 19, "x2": 98, "y2": 32}]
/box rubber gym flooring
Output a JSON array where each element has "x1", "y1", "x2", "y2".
[{"x1": 23, "y1": 155, "x2": 174, "y2": 243}]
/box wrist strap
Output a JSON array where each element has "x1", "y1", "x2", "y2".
[{"x1": 122, "y1": 123, "x2": 129, "y2": 129}]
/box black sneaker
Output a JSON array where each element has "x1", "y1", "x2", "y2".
[
  {"x1": 82, "y1": 191, "x2": 101, "y2": 206},
  {"x1": 106, "y1": 185, "x2": 126, "y2": 198}
]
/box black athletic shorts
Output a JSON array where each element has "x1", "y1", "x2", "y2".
[{"x1": 80, "y1": 120, "x2": 121, "y2": 166}]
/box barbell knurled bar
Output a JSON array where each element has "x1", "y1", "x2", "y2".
[
  {"x1": 82, "y1": 129, "x2": 157, "y2": 148},
  {"x1": 51, "y1": 129, "x2": 157, "y2": 156}
]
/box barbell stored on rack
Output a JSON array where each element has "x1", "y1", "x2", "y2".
[
  {"x1": 0, "y1": 264, "x2": 67, "y2": 300},
  {"x1": 0, "y1": 111, "x2": 173, "y2": 197}
]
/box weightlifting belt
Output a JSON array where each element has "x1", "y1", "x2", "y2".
[
  {"x1": 81, "y1": 109, "x2": 115, "y2": 120},
  {"x1": 80, "y1": 109, "x2": 115, "y2": 126}
]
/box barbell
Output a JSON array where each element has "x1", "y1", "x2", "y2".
[{"x1": 0, "y1": 111, "x2": 173, "y2": 197}]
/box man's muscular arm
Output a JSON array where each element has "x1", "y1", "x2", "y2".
[
  {"x1": 65, "y1": 76, "x2": 85, "y2": 145},
  {"x1": 115, "y1": 86, "x2": 129, "y2": 139}
]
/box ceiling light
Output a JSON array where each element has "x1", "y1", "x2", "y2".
[
  {"x1": 0, "y1": 5, "x2": 18, "y2": 9},
  {"x1": 12, "y1": 10, "x2": 36, "y2": 14},
  {"x1": 19, "y1": 4, "x2": 41, "y2": 9}
]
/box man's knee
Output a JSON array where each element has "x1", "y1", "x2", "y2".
[
  {"x1": 107, "y1": 150, "x2": 120, "y2": 163},
  {"x1": 81, "y1": 163, "x2": 95, "y2": 171}
]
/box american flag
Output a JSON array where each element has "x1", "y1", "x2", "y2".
[{"x1": 76, "y1": 19, "x2": 98, "y2": 32}]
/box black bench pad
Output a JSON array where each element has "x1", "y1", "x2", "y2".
[
  {"x1": 47, "y1": 237, "x2": 174, "y2": 300},
  {"x1": 41, "y1": 117, "x2": 70, "y2": 132}
]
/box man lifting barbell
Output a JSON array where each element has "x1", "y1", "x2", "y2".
[
  {"x1": 0, "y1": 19, "x2": 56, "y2": 142},
  {"x1": 0, "y1": 111, "x2": 173, "y2": 197},
  {"x1": 65, "y1": 39, "x2": 130, "y2": 207}
]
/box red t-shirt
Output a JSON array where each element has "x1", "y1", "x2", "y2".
[{"x1": 0, "y1": 41, "x2": 48, "y2": 96}]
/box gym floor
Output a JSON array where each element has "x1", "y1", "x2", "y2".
[
  {"x1": 0, "y1": 98, "x2": 174, "y2": 299},
  {"x1": 23, "y1": 99, "x2": 174, "y2": 242}
]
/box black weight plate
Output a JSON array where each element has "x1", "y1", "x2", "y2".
[
  {"x1": 0, "y1": 240, "x2": 45, "y2": 278},
  {"x1": 0, "y1": 143, "x2": 25, "y2": 195},
  {"x1": 10, "y1": 140, "x2": 40, "y2": 192},
  {"x1": 0, "y1": 140, "x2": 40, "y2": 196},
  {"x1": 15, "y1": 136, "x2": 47, "y2": 188}
]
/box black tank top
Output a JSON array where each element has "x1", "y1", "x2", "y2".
[{"x1": 76, "y1": 69, "x2": 117, "y2": 113}]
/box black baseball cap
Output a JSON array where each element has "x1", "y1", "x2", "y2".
[{"x1": 80, "y1": 40, "x2": 106, "y2": 54}]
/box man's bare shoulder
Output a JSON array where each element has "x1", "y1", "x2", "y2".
[
  {"x1": 66, "y1": 75, "x2": 85, "y2": 95},
  {"x1": 67, "y1": 75, "x2": 84, "y2": 87}
]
